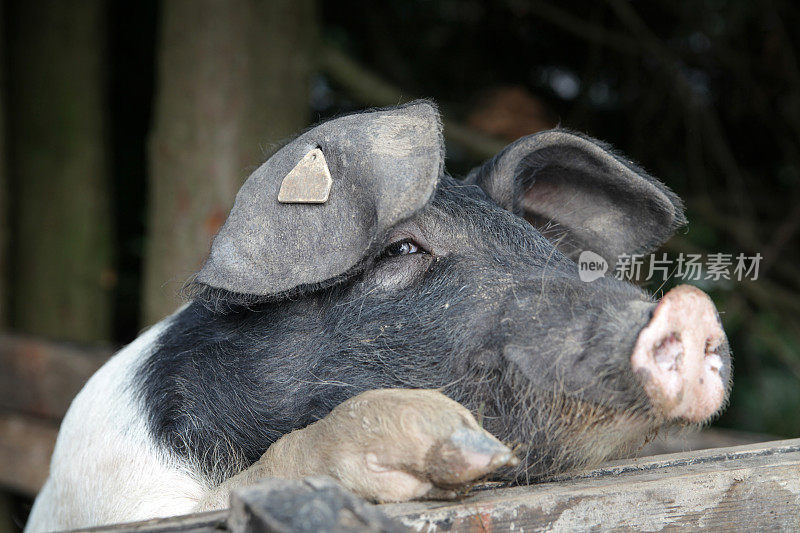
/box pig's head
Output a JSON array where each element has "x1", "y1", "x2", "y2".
[{"x1": 172, "y1": 101, "x2": 731, "y2": 483}]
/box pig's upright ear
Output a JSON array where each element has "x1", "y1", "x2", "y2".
[
  {"x1": 193, "y1": 100, "x2": 443, "y2": 303},
  {"x1": 465, "y1": 130, "x2": 686, "y2": 264}
]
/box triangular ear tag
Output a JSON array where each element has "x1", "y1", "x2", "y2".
[{"x1": 277, "y1": 148, "x2": 333, "y2": 204}]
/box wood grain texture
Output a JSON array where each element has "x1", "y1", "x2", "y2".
[
  {"x1": 72, "y1": 438, "x2": 800, "y2": 532},
  {"x1": 76, "y1": 511, "x2": 228, "y2": 533},
  {"x1": 382, "y1": 438, "x2": 800, "y2": 531}
]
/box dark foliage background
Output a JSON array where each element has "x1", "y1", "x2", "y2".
[{"x1": 1, "y1": 0, "x2": 799, "y2": 530}]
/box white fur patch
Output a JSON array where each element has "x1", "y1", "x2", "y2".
[{"x1": 26, "y1": 309, "x2": 207, "y2": 532}]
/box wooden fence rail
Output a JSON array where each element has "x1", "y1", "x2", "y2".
[
  {"x1": 75, "y1": 438, "x2": 800, "y2": 532},
  {"x1": 0, "y1": 334, "x2": 110, "y2": 495}
]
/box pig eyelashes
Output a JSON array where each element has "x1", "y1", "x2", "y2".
[{"x1": 378, "y1": 239, "x2": 430, "y2": 261}]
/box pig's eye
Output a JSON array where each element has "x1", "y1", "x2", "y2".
[{"x1": 380, "y1": 239, "x2": 428, "y2": 259}]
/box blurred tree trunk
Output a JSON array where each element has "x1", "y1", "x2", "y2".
[
  {"x1": 0, "y1": 0, "x2": 6, "y2": 329},
  {"x1": 8, "y1": 0, "x2": 113, "y2": 342},
  {"x1": 143, "y1": 0, "x2": 316, "y2": 324},
  {"x1": 0, "y1": 4, "x2": 9, "y2": 531}
]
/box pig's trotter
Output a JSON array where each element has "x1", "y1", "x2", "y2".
[
  {"x1": 317, "y1": 389, "x2": 518, "y2": 502},
  {"x1": 291, "y1": 389, "x2": 517, "y2": 502},
  {"x1": 195, "y1": 389, "x2": 517, "y2": 510}
]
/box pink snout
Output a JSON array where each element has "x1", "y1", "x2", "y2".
[{"x1": 631, "y1": 285, "x2": 731, "y2": 423}]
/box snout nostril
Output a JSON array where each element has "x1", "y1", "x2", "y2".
[
  {"x1": 704, "y1": 338, "x2": 724, "y2": 374},
  {"x1": 704, "y1": 338, "x2": 720, "y2": 356},
  {"x1": 652, "y1": 332, "x2": 683, "y2": 372}
]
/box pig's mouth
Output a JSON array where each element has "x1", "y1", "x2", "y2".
[{"x1": 478, "y1": 383, "x2": 667, "y2": 484}]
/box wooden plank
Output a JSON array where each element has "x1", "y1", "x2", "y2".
[
  {"x1": 552, "y1": 437, "x2": 800, "y2": 481},
  {"x1": 71, "y1": 438, "x2": 800, "y2": 532},
  {"x1": 76, "y1": 511, "x2": 228, "y2": 533},
  {"x1": 382, "y1": 438, "x2": 800, "y2": 531},
  {"x1": 0, "y1": 334, "x2": 110, "y2": 419},
  {"x1": 637, "y1": 426, "x2": 778, "y2": 456},
  {"x1": 0, "y1": 412, "x2": 58, "y2": 495}
]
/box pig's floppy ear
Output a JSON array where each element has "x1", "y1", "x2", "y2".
[
  {"x1": 465, "y1": 130, "x2": 686, "y2": 264},
  {"x1": 194, "y1": 100, "x2": 443, "y2": 300}
]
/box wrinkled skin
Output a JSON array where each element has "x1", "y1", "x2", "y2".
[{"x1": 140, "y1": 174, "x2": 719, "y2": 488}]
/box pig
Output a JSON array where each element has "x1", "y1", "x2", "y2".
[{"x1": 25, "y1": 101, "x2": 732, "y2": 531}]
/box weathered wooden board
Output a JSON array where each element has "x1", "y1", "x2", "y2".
[
  {"x1": 382, "y1": 438, "x2": 800, "y2": 531},
  {"x1": 0, "y1": 334, "x2": 109, "y2": 496},
  {"x1": 0, "y1": 413, "x2": 58, "y2": 495},
  {"x1": 71, "y1": 438, "x2": 800, "y2": 532},
  {"x1": 638, "y1": 426, "x2": 778, "y2": 456},
  {"x1": 76, "y1": 511, "x2": 228, "y2": 533},
  {"x1": 0, "y1": 333, "x2": 109, "y2": 419}
]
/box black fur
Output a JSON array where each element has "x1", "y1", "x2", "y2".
[{"x1": 137, "y1": 176, "x2": 667, "y2": 487}]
